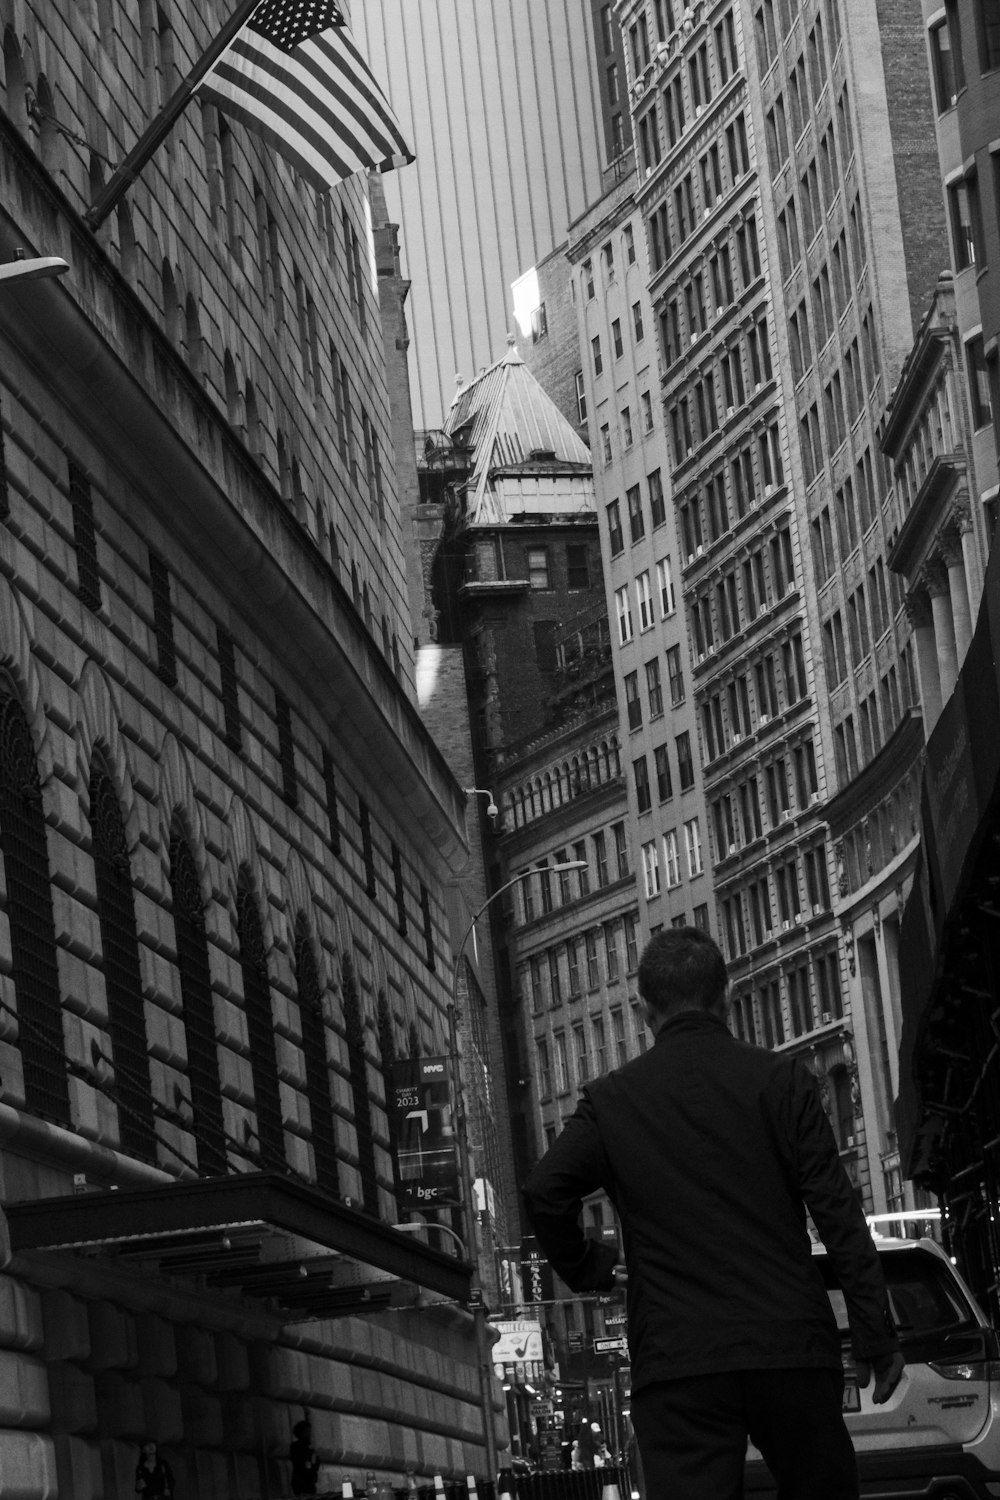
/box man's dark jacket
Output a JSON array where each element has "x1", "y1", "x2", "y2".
[{"x1": 522, "y1": 1011, "x2": 899, "y2": 1392}]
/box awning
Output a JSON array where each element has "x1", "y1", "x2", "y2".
[{"x1": 5, "y1": 1171, "x2": 471, "y2": 1317}]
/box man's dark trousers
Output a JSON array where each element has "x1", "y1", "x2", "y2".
[{"x1": 630, "y1": 1367, "x2": 859, "y2": 1500}]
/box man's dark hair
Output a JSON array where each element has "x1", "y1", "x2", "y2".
[{"x1": 637, "y1": 926, "x2": 729, "y2": 1016}]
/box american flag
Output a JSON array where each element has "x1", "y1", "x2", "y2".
[{"x1": 200, "y1": 3, "x2": 413, "y2": 189}]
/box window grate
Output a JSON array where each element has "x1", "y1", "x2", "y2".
[
  {"x1": 322, "y1": 749, "x2": 341, "y2": 856},
  {"x1": 236, "y1": 880, "x2": 285, "y2": 1170},
  {"x1": 294, "y1": 918, "x2": 340, "y2": 1199},
  {"x1": 217, "y1": 627, "x2": 242, "y2": 751},
  {"x1": 0, "y1": 694, "x2": 70, "y2": 1122},
  {"x1": 68, "y1": 459, "x2": 101, "y2": 612},
  {"x1": 171, "y1": 832, "x2": 227, "y2": 1174},
  {"x1": 358, "y1": 797, "x2": 376, "y2": 898},
  {"x1": 420, "y1": 884, "x2": 435, "y2": 971},
  {"x1": 342, "y1": 953, "x2": 378, "y2": 1214},
  {"x1": 91, "y1": 768, "x2": 156, "y2": 1158},
  {"x1": 0, "y1": 399, "x2": 8, "y2": 520},
  {"x1": 148, "y1": 551, "x2": 177, "y2": 687},
  {"x1": 391, "y1": 843, "x2": 406, "y2": 936},
  {"x1": 275, "y1": 689, "x2": 298, "y2": 807}
]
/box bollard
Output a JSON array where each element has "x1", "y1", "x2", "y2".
[
  {"x1": 600, "y1": 1474, "x2": 622, "y2": 1500},
  {"x1": 432, "y1": 1476, "x2": 447, "y2": 1499},
  {"x1": 342, "y1": 1481, "x2": 355, "y2": 1499},
  {"x1": 496, "y1": 1468, "x2": 516, "y2": 1500},
  {"x1": 465, "y1": 1477, "x2": 478, "y2": 1500}
]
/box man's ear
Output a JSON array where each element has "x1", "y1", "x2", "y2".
[{"x1": 640, "y1": 998, "x2": 662, "y2": 1033}]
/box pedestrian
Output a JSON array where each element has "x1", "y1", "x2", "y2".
[
  {"x1": 523, "y1": 927, "x2": 905, "y2": 1500},
  {"x1": 134, "y1": 1440, "x2": 174, "y2": 1500},
  {"x1": 290, "y1": 1418, "x2": 321, "y2": 1497}
]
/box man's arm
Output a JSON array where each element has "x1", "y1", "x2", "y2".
[
  {"x1": 785, "y1": 1061, "x2": 901, "y2": 1363},
  {"x1": 522, "y1": 1093, "x2": 618, "y2": 1292}
]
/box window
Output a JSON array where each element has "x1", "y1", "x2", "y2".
[
  {"x1": 676, "y1": 730, "x2": 695, "y2": 790},
  {"x1": 625, "y1": 670, "x2": 643, "y2": 730},
  {"x1": 646, "y1": 658, "x2": 664, "y2": 718},
  {"x1": 929, "y1": 13, "x2": 962, "y2": 109},
  {"x1": 968, "y1": 335, "x2": 993, "y2": 428},
  {"x1": 642, "y1": 391, "x2": 654, "y2": 432},
  {"x1": 527, "y1": 547, "x2": 550, "y2": 589},
  {"x1": 628, "y1": 484, "x2": 645, "y2": 542},
  {"x1": 663, "y1": 830, "x2": 681, "y2": 887},
  {"x1": 649, "y1": 469, "x2": 666, "y2": 527},
  {"x1": 666, "y1": 645, "x2": 684, "y2": 705},
  {"x1": 530, "y1": 302, "x2": 548, "y2": 342},
  {"x1": 584, "y1": 258, "x2": 595, "y2": 298},
  {"x1": 148, "y1": 550, "x2": 177, "y2": 686},
  {"x1": 642, "y1": 839, "x2": 661, "y2": 897},
  {"x1": 537, "y1": 1038, "x2": 553, "y2": 1097},
  {"x1": 567, "y1": 940, "x2": 582, "y2": 996},
  {"x1": 601, "y1": 424, "x2": 613, "y2": 463},
  {"x1": 634, "y1": 754, "x2": 652, "y2": 812},
  {"x1": 565, "y1": 543, "x2": 591, "y2": 590},
  {"x1": 716, "y1": 9, "x2": 738, "y2": 80},
  {"x1": 574, "y1": 841, "x2": 591, "y2": 894},
  {"x1": 684, "y1": 817, "x2": 704, "y2": 876},
  {"x1": 613, "y1": 821, "x2": 630, "y2": 879},
  {"x1": 654, "y1": 743, "x2": 673, "y2": 801},
  {"x1": 275, "y1": 690, "x2": 298, "y2": 807},
  {"x1": 605, "y1": 925, "x2": 620, "y2": 982},
  {"x1": 586, "y1": 929, "x2": 601, "y2": 987},
  {"x1": 632, "y1": 303, "x2": 645, "y2": 345},
  {"x1": 607, "y1": 499, "x2": 624, "y2": 555},
  {"x1": 656, "y1": 556, "x2": 675, "y2": 616},
  {"x1": 978, "y1": 0, "x2": 1000, "y2": 69},
  {"x1": 548, "y1": 950, "x2": 563, "y2": 1006},
  {"x1": 575, "y1": 370, "x2": 587, "y2": 424},
  {"x1": 612, "y1": 317, "x2": 624, "y2": 359},
  {"x1": 636, "y1": 571, "x2": 654, "y2": 630},
  {"x1": 949, "y1": 175, "x2": 982, "y2": 268},
  {"x1": 612, "y1": 1007, "x2": 628, "y2": 1065},
  {"x1": 592, "y1": 334, "x2": 603, "y2": 375},
  {"x1": 622, "y1": 406, "x2": 634, "y2": 450}
]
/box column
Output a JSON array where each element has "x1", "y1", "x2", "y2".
[
  {"x1": 904, "y1": 589, "x2": 942, "y2": 727},
  {"x1": 941, "y1": 524, "x2": 973, "y2": 664},
  {"x1": 922, "y1": 559, "x2": 958, "y2": 703}
]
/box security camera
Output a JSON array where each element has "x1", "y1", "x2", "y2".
[{"x1": 487, "y1": 801, "x2": 499, "y2": 819}]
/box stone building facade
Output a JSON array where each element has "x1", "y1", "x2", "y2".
[{"x1": 0, "y1": 1, "x2": 500, "y2": 1495}]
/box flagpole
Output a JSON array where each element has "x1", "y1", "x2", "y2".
[{"x1": 84, "y1": 0, "x2": 261, "y2": 231}]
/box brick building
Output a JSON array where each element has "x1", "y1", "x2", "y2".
[{"x1": 0, "y1": 1, "x2": 505, "y2": 1494}]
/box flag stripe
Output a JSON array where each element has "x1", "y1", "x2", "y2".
[{"x1": 199, "y1": 21, "x2": 412, "y2": 189}]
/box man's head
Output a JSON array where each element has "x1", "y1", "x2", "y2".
[{"x1": 637, "y1": 926, "x2": 729, "y2": 1029}]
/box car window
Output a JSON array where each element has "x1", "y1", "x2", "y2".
[{"x1": 817, "y1": 1248, "x2": 976, "y2": 1339}]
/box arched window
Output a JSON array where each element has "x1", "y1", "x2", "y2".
[
  {"x1": 170, "y1": 829, "x2": 226, "y2": 1174},
  {"x1": 0, "y1": 693, "x2": 69, "y2": 1123},
  {"x1": 236, "y1": 876, "x2": 284, "y2": 1169},
  {"x1": 341, "y1": 952, "x2": 377, "y2": 1214},
  {"x1": 294, "y1": 916, "x2": 339, "y2": 1198},
  {"x1": 117, "y1": 202, "x2": 137, "y2": 280},
  {"x1": 161, "y1": 260, "x2": 180, "y2": 344},
  {"x1": 90, "y1": 765, "x2": 155, "y2": 1157},
  {"x1": 185, "y1": 294, "x2": 204, "y2": 379},
  {"x1": 2, "y1": 31, "x2": 28, "y2": 133},
  {"x1": 32, "y1": 75, "x2": 60, "y2": 172}
]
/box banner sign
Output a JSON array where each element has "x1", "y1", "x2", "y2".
[
  {"x1": 391, "y1": 1057, "x2": 460, "y2": 1208},
  {"x1": 520, "y1": 1236, "x2": 555, "y2": 1303},
  {"x1": 491, "y1": 1319, "x2": 544, "y2": 1364}
]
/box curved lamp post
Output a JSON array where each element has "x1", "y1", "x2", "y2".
[{"x1": 445, "y1": 860, "x2": 589, "y2": 1482}]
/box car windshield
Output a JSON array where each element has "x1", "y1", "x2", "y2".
[{"x1": 818, "y1": 1247, "x2": 976, "y2": 1339}]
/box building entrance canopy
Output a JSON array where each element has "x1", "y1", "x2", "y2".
[
  {"x1": 896, "y1": 537, "x2": 1000, "y2": 1188},
  {"x1": 5, "y1": 1171, "x2": 472, "y2": 1319}
]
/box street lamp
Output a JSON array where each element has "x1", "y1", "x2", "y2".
[
  {"x1": 448, "y1": 860, "x2": 589, "y2": 1482},
  {"x1": 0, "y1": 255, "x2": 69, "y2": 284}
]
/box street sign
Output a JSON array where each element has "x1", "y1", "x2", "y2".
[
  {"x1": 605, "y1": 1311, "x2": 626, "y2": 1326},
  {"x1": 391, "y1": 1057, "x2": 460, "y2": 1208},
  {"x1": 593, "y1": 1336, "x2": 628, "y2": 1354},
  {"x1": 529, "y1": 1399, "x2": 554, "y2": 1417}
]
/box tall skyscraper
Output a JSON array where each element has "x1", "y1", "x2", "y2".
[
  {"x1": 352, "y1": 0, "x2": 609, "y2": 426},
  {"x1": 577, "y1": 0, "x2": 951, "y2": 1218}
]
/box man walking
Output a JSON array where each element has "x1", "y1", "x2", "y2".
[{"x1": 523, "y1": 927, "x2": 904, "y2": 1499}]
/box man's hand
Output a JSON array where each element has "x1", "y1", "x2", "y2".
[{"x1": 856, "y1": 1350, "x2": 905, "y2": 1404}]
